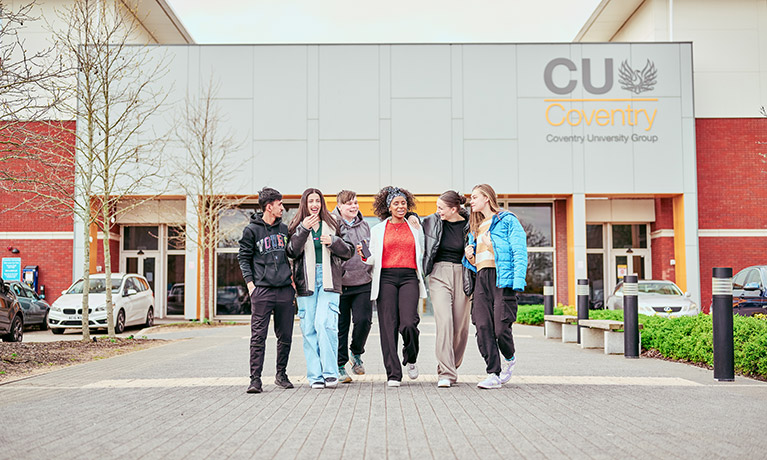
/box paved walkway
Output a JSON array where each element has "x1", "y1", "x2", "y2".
[{"x1": 2, "y1": 318, "x2": 767, "y2": 459}]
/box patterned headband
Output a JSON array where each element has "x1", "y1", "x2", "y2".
[{"x1": 386, "y1": 187, "x2": 407, "y2": 207}]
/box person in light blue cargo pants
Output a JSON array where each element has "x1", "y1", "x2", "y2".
[{"x1": 297, "y1": 264, "x2": 341, "y2": 385}]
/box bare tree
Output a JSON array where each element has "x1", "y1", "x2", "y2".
[
  {"x1": 171, "y1": 79, "x2": 245, "y2": 322},
  {"x1": 53, "y1": 0, "x2": 173, "y2": 338}
]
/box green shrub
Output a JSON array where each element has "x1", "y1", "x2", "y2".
[{"x1": 516, "y1": 304, "x2": 563, "y2": 325}]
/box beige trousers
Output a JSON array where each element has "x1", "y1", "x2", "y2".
[{"x1": 428, "y1": 262, "x2": 471, "y2": 382}]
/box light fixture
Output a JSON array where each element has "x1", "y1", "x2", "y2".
[
  {"x1": 626, "y1": 247, "x2": 634, "y2": 254},
  {"x1": 7, "y1": 247, "x2": 19, "y2": 254},
  {"x1": 137, "y1": 249, "x2": 145, "y2": 255}
]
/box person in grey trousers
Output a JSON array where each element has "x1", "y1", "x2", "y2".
[{"x1": 332, "y1": 190, "x2": 373, "y2": 383}]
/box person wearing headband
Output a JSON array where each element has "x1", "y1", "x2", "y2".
[{"x1": 357, "y1": 186, "x2": 426, "y2": 387}]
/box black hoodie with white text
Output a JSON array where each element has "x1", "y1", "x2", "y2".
[{"x1": 238, "y1": 212, "x2": 292, "y2": 288}]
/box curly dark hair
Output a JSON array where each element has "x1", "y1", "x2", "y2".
[{"x1": 372, "y1": 186, "x2": 416, "y2": 219}]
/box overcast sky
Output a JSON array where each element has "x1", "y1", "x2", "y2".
[{"x1": 165, "y1": 0, "x2": 603, "y2": 44}]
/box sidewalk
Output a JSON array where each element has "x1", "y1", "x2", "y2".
[{"x1": 2, "y1": 317, "x2": 766, "y2": 459}]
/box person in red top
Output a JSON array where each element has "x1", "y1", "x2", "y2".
[{"x1": 358, "y1": 186, "x2": 427, "y2": 387}]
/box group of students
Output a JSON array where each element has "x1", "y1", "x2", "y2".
[{"x1": 237, "y1": 183, "x2": 527, "y2": 393}]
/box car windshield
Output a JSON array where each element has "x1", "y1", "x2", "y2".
[
  {"x1": 638, "y1": 282, "x2": 682, "y2": 296},
  {"x1": 67, "y1": 278, "x2": 122, "y2": 294}
]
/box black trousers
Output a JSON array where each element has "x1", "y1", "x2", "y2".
[
  {"x1": 377, "y1": 268, "x2": 420, "y2": 381},
  {"x1": 472, "y1": 268, "x2": 517, "y2": 375},
  {"x1": 338, "y1": 282, "x2": 373, "y2": 367},
  {"x1": 249, "y1": 285, "x2": 295, "y2": 381}
]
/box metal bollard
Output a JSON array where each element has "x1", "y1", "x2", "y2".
[
  {"x1": 543, "y1": 281, "x2": 554, "y2": 336},
  {"x1": 576, "y1": 279, "x2": 589, "y2": 344},
  {"x1": 623, "y1": 275, "x2": 640, "y2": 358},
  {"x1": 712, "y1": 267, "x2": 734, "y2": 382}
]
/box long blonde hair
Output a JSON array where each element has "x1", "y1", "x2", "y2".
[{"x1": 469, "y1": 184, "x2": 501, "y2": 235}]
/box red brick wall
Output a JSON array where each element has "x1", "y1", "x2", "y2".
[
  {"x1": 652, "y1": 197, "x2": 674, "y2": 232},
  {"x1": 696, "y1": 118, "x2": 767, "y2": 311},
  {"x1": 555, "y1": 199, "x2": 569, "y2": 305},
  {"x1": 95, "y1": 237, "x2": 120, "y2": 274},
  {"x1": 651, "y1": 198, "x2": 675, "y2": 283},
  {"x1": 0, "y1": 121, "x2": 76, "y2": 232},
  {"x1": 0, "y1": 238, "x2": 73, "y2": 304},
  {"x1": 697, "y1": 118, "x2": 767, "y2": 230}
]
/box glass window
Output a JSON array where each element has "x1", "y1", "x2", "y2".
[
  {"x1": 507, "y1": 204, "x2": 552, "y2": 247},
  {"x1": 167, "y1": 254, "x2": 185, "y2": 315},
  {"x1": 587, "y1": 253, "x2": 604, "y2": 307},
  {"x1": 168, "y1": 226, "x2": 185, "y2": 250},
  {"x1": 745, "y1": 269, "x2": 761, "y2": 286},
  {"x1": 216, "y1": 253, "x2": 251, "y2": 315},
  {"x1": 612, "y1": 224, "x2": 647, "y2": 249},
  {"x1": 123, "y1": 226, "x2": 159, "y2": 251},
  {"x1": 587, "y1": 224, "x2": 603, "y2": 249},
  {"x1": 67, "y1": 278, "x2": 122, "y2": 294},
  {"x1": 218, "y1": 204, "x2": 299, "y2": 248},
  {"x1": 519, "y1": 252, "x2": 553, "y2": 305},
  {"x1": 732, "y1": 270, "x2": 748, "y2": 289}
]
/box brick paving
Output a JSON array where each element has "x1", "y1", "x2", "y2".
[{"x1": 2, "y1": 318, "x2": 767, "y2": 459}]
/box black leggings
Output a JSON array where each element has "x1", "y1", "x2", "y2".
[
  {"x1": 377, "y1": 268, "x2": 420, "y2": 381},
  {"x1": 472, "y1": 268, "x2": 517, "y2": 375},
  {"x1": 338, "y1": 283, "x2": 373, "y2": 366}
]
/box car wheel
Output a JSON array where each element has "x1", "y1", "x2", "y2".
[
  {"x1": 115, "y1": 309, "x2": 126, "y2": 334},
  {"x1": 145, "y1": 306, "x2": 154, "y2": 327},
  {"x1": 40, "y1": 312, "x2": 49, "y2": 331},
  {"x1": 51, "y1": 327, "x2": 65, "y2": 335},
  {"x1": 2, "y1": 315, "x2": 23, "y2": 342}
]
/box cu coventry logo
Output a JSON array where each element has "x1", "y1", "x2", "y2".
[{"x1": 618, "y1": 59, "x2": 658, "y2": 94}]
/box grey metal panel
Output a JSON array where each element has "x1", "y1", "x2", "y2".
[
  {"x1": 319, "y1": 46, "x2": 379, "y2": 140},
  {"x1": 379, "y1": 119, "x2": 392, "y2": 188},
  {"x1": 252, "y1": 141, "x2": 307, "y2": 193},
  {"x1": 463, "y1": 45, "x2": 517, "y2": 140},
  {"x1": 451, "y1": 119, "x2": 464, "y2": 190},
  {"x1": 627, "y1": 43, "x2": 681, "y2": 98},
  {"x1": 199, "y1": 46, "x2": 253, "y2": 100},
  {"x1": 631, "y1": 98, "x2": 683, "y2": 194},
  {"x1": 391, "y1": 99, "x2": 451, "y2": 193},
  {"x1": 681, "y1": 117, "x2": 697, "y2": 194},
  {"x1": 308, "y1": 120, "x2": 319, "y2": 186},
  {"x1": 318, "y1": 141, "x2": 380, "y2": 194},
  {"x1": 517, "y1": 97, "x2": 574, "y2": 194},
  {"x1": 679, "y1": 44, "x2": 695, "y2": 119},
  {"x1": 391, "y1": 45, "x2": 451, "y2": 98},
  {"x1": 379, "y1": 46, "x2": 391, "y2": 119},
  {"x1": 253, "y1": 46, "x2": 308, "y2": 140},
  {"x1": 517, "y1": 44, "x2": 575, "y2": 98},
  {"x1": 463, "y1": 140, "x2": 520, "y2": 194},
  {"x1": 450, "y1": 46, "x2": 463, "y2": 119},
  {"x1": 215, "y1": 98, "x2": 254, "y2": 195},
  {"x1": 308, "y1": 46, "x2": 319, "y2": 120}
]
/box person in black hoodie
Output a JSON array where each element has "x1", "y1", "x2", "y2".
[{"x1": 238, "y1": 187, "x2": 295, "y2": 394}]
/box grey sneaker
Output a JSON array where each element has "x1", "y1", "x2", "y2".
[
  {"x1": 406, "y1": 363, "x2": 419, "y2": 380},
  {"x1": 350, "y1": 354, "x2": 365, "y2": 375},
  {"x1": 499, "y1": 356, "x2": 516, "y2": 384},
  {"x1": 477, "y1": 374, "x2": 502, "y2": 389},
  {"x1": 338, "y1": 366, "x2": 352, "y2": 383},
  {"x1": 324, "y1": 377, "x2": 339, "y2": 388}
]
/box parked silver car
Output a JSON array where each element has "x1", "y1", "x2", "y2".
[{"x1": 606, "y1": 280, "x2": 699, "y2": 317}]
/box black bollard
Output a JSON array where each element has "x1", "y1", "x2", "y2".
[
  {"x1": 543, "y1": 281, "x2": 554, "y2": 336},
  {"x1": 712, "y1": 267, "x2": 734, "y2": 382},
  {"x1": 623, "y1": 275, "x2": 640, "y2": 358},
  {"x1": 576, "y1": 279, "x2": 589, "y2": 344},
  {"x1": 544, "y1": 281, "x2": 554, "y2": 316}
]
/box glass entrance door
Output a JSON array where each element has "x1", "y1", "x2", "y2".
[
  {"x1": 613, "y1": 252, "x2": 648, "y2": 285},
  {"x1": 125, "y1": 254, "x2": 157, "y2": 291}
]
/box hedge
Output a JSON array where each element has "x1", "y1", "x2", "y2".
[{"x1": 514, "y1": 305, "x2": 767, "y2": 379}]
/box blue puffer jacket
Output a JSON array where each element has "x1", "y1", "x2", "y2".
[{"x1": 462, "y1": 211, "x2": 528, "y2": 291}]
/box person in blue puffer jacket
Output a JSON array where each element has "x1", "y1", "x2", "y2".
[{"x1": 462, "y1": 184, "x2": 527, "y2": 389}]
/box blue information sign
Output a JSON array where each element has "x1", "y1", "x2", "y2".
[{"x1": 2, "y1": 258, "x2": 22, "y2": 281}]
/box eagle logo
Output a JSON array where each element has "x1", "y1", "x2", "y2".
[{"x1": 618, "y1": 59, "x2": 657, "y2": 94}]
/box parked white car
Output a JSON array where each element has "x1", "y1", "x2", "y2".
[
  {"x1": 606, "y1": 280, "x2": 699, "y2": 317},
  {"x1": 48, "y1": 273, "x2": 154, "y2": 334}
]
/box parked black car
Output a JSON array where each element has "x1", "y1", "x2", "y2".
[
  {"x1": 0, "y1": 279, "x2": 24, "y2": 342},
  {"x1": 732, "y1": 265, "x2": 767, "y2": 316},
  {"x1": 9, "y1": 282, "x2": 50, "y2": 330}
]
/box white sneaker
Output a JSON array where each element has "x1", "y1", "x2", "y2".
[
  {"x1": 499, "y1": 356, "x2": 516, "y2": 384},
  {"x1": 387, "y1": 380, "x2": 401, "y2": 387},
  {"x1": 477, "y1": 374, "x2": 502, "y2": 389},
  {"x1": 406, "y1": 363, "x2": 419, "y2": 380},
  {"x1": 437, "y1": 379, "x2": 451, "y2": 388},
  {"x1": 311, "y1": 382, "x2": 325, "y2": 389}
]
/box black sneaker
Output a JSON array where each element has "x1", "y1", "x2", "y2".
[
  {"x1": 274, "y1": 373, "x2": 294, "y2": 389},
  {"x1": 247, "y1": 378, "x2": 263, "y2": 394}
]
